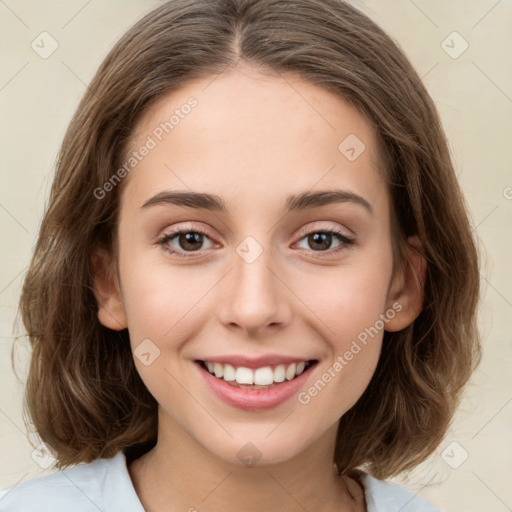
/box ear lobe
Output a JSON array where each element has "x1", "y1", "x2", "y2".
[
  {"x1": 91, "y1": 248, "x2": 128, "y2": 331},
  {"x1": 385, "y1": 235, "x2": 426, "y2": 332}
]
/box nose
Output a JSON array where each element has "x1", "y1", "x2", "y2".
[{"x1": 217, "y1": 243, "x2": 292, "y2": 337}]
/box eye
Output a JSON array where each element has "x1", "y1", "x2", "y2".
[
  {"x1": 156, "y1": 224, "x2": 355, "y2": 259},
  {"x1": 294, "y1": 228, "x2": 354, "y2": 255},
  {"x1": 157, "y1": 225, "x2": 215, "y2": 258}
]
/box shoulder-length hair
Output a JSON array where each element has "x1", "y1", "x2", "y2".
[{"x1": 15, "y1": 0, "x2": 481, "y2": 478}]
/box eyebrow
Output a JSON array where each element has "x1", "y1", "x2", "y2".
[{"x1": 141, "y1": 189, "x2": 373, "y2": 215}]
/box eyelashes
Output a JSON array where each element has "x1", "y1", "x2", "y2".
[{"x1": 156, "y1": 225, "x2": 355, "y2": 259}]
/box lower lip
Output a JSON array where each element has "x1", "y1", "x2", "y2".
[{"x1": 194, "y1": 361, "x2": 317, "y2": 411}]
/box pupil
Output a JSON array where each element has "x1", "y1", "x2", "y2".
[
  {"x1": 180, "y1": 232, "x2": 203, "y2": 251},
  {"x1": 309, "y1": 233, "x2": 331, "y2": 251}
]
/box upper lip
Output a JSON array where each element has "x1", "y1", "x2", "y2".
[{"x1": 196, "y1": 354, "x2": 317, "y2": 369}]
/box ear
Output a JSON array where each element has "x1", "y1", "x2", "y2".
[
  {"x1": 90, "y1": 248, "x2": 128, "y2": 331},
  {"x1": 384, "y1": 235, "x2": 426, "y2": 332}
]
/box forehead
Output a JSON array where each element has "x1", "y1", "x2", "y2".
[{"x1": 121, "y1": 64, "x2": 387, "y2": 213}]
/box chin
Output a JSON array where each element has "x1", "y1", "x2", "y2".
[{"x1": 198, "y1": 429, "x2": 312, "y2": 468}]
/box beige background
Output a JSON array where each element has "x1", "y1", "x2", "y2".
[{"x1": 1, "y1": 1, "x2": 511, "y2": 510}]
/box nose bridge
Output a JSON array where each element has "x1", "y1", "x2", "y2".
[{"x1": 218, "y1": 233, "x2": 290, "y2": 333}]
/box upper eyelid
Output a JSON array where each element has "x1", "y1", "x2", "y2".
[
  {"x1": 159, "y1": 222, "x2": 352, "y2": 240},
  {"x1": 294, "y1": 223, "x2": 352, "y2": 239}
]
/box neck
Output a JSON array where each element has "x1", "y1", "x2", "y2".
[{"x1": 128, "y1": 411, "x2": 365, "y2": 512}]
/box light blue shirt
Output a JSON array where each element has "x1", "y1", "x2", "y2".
[{"x1": 0, "y1": 451, "x2": 441, "y2": 511}]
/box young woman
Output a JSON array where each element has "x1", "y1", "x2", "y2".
[{"x1": 1, "y1": 0, "x2": 480, "y2": 510}]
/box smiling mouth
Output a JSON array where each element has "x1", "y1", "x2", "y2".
[{"x1": 196, "y1": 359, "x2": 319, "y2": 389}]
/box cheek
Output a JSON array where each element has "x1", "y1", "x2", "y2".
[
  {"x1": 292, "y1": 270, "x2": 389, "y2": 424},
  {"x1": 290, "y1": 253, "x2": 392, "y2": 405},
  {"x1": 119, "y1": 249, "x2": 222, "y2": 354},
  {"x1": 294, "y1": 258, "x2": 392, "y2": 346}
]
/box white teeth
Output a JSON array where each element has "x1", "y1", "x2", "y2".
[
  {"x1": 273, "y1": 364, "x2": 286, "y2": 383},
  {"x1": 203, "y1": 360, "x2": 311, "y2": 385},
  {"x1": 254, "y1": 367, "x2": 274, "y2": 386},
  {"x1": 285, "y1": 363, "x2": 296, "y2": 381},
  {"x1": 223, "y1": 364, "x2": 236, "y2": 381},
  {"x1": 235, "y1": 367, "x2": 254, "y2": 384},
  {"x1": 213, "y1": 362, "x2": 224, "y2": 378}
]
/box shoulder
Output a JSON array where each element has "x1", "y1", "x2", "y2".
[
  {"x1": 0, "y1": 451, "x2": 144, "y2": 512},
  {"x1": 359, "y1": 473, "x2": 443, "y2": 512}
]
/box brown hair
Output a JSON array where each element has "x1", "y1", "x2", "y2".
[{"x1": 14, "y1": 0, "x2": 481, "y2": 478}]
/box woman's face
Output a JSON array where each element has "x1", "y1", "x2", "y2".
[{"x1": 95, "y1": 63, "x2": 417, "y2": 466}]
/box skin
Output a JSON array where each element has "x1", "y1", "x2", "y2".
[{"x1": 92, "y1": 62, "x2": 425, "y2": 512}]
